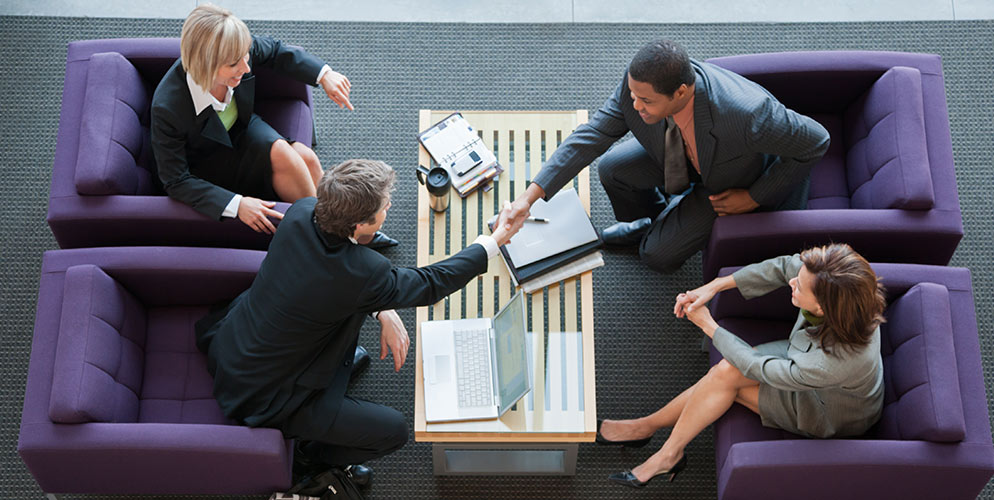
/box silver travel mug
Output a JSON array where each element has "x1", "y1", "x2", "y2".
[{"x1": 417, "y1": 165, "x2": 451, "y2": 213}]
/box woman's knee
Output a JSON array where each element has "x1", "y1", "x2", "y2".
[
  {"x1": 711, "y1": 359, "x2": 745, "y2": 384},
  {"x1": 291, "y1": 142, "x2": 320, "y2": 167},
  {"x1": 269, "y1": 139, "x2": 297, "y2": 170}
]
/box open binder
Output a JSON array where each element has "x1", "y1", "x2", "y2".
[{"x1": 418, "y1": 112, "x2": 503, "y2": 198}]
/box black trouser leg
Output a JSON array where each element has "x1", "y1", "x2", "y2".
[{"x1": 596, "y1": 138, "x2": 668, "y2": 222}]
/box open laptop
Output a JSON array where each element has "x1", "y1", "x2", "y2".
[{"x1": 422, "y1": 292, "x2": 531, "y2": 422}]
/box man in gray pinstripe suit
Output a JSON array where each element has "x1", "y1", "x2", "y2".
[{"x1": 502, "y1": 39, "x2": 830, "y2": 274}]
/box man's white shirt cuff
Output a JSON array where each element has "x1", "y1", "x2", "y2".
[
  {"x1": 316, "y1": 65, "x2": 332, "y2": 85},
  {"x1": 472, "y1": 235, "x2": 499, "y2": 259},
  {"x1": 222, "y1": 194, "x2": 242, "y2": 218}
]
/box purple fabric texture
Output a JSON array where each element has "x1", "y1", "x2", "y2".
[
  {"x1": 18, "y1": 247, "x2": 293, "y2": 495},
  {"x1": 74, "y1": 52, "x2": 153, "y2": 196},
  {"x1": 707, "y1": 263, "x2": 994, "y2": 500},
  {"x1": 702, "y1": 51, "x2": 963, "y2": 279},
  {"x1": 845, "y1": 66, "x2": 933, "y2": 210},
  {"x1": 877, "y1": 282, "x2": 965, "y2": 442},
  {"x1": 49, "y1": 264, "x2": 146, "y2": 424},
  {"x1": 47, "y1": 38, "x2": 309, "y2": 249}
]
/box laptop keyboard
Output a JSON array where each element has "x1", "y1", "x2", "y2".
[{"x1": 453, "y1": 328, "x2": 493, "y2": 408}]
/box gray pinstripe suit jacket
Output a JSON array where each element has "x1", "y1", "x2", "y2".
[
  {"x1": 532, "y1": 59, "x2": 830, "y2": 208},
  {"x1": 713, "y1": 255, "x2": 884, "y2": 438}
]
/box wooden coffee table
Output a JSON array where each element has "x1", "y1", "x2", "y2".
[{"x1": 414, "y1": 110, "x2": 597, "y2": 475}]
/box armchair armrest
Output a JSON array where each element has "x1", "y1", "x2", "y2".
[
  {"x1": 702, "y1": 208, "x2": 963, "y2": 280},
  {"x1": 718, "y1": 439, "x2": 994, "y2": 500},
  {"x1": 18, "y1": 422, "x2": 292, "y2": 495},
  {"x1": 47, "y1": 195, "x2": 290, "y2": 249}
]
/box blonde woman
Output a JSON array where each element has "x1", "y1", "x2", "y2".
[
  {"x1": 151, "y1": 5, "x2": 394, "y2": 247},
  {"x1": 599, "y1": 244, "x2": 886, "y2": 488}
]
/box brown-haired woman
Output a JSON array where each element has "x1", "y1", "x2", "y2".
[{"x1": 600, "y1": 243, "x2": 887, "y2": 488}]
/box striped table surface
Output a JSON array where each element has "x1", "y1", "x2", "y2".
[{"x1": 414, "y1": 110, "x2": 597, "y2": 443}]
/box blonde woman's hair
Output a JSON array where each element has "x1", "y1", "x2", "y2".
[{"x1": 180, "y1": 4, "x2": 251, "y2": 92}]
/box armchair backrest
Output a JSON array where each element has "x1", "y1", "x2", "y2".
[
  {"x1": 74, "y1": 52, "x2": 155, "y2": 196},
  {"x1": 844, "y1": 66, "x2": 934, "y2": 209},
  {"x1": 49, "y1": 264, "x2": 147, "y2": 424},
  {"x1": 873, "y1": 282, "x2": 966, "y2": 441}
]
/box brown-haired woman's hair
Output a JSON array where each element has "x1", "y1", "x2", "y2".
[
  {"x1": 800, "y1": 243, "x2": 886, "y2": 355},
  {"x1": 314, "y1": 159, "x2": 396, "y2": 239}
]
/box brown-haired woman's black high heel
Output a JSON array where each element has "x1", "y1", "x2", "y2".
[
  {"x1": 595, "y1": 419, "x2": 653, "y2": 448},
  {"x1": 608, "y1": 455, "x2": 687, "y2": 488}
]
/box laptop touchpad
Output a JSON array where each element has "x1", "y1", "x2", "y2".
[{"x1": 432, "y1": 355, "x2": 452, "y2": 384}]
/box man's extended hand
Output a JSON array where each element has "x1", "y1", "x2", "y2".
[
  {"x1": 320, "y1": 70, "x2": 354, "y2": 111},
  {"x1": 708, "y1": 188, "x2": 759, "y2": 216},
  {"x1": 491, "y1": 201, "x2": 527, "y2": 246},
  {"x1": 496, "y1": 182, "x2": 546, "y2": 234},
  {"x1": 377, "y1": 309, "x2": 409, "y2": 372},
  {"x1": 237, "y1": 196, "x2": 283, "y2": 234}
]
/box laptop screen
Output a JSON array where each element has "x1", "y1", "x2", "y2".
[{"x1": 493, "y1": 292, "x2": 530, "y2": 413}]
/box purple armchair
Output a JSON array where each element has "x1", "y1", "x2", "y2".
[
  {"x1": 701, "y1": 51, "x2": 963, "y2": 279},
  {"x1": 17, "y1": 247, "x2": 294, "y2": 495},
  {"x1": 708, "y1": 263, "x2": 994, "y2": 500},
  {"x1": 47, "y1": 38, "x2": 314, "y2": 250}
]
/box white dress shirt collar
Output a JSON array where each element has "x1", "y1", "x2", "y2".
[{"x1": 186, "y1": 73, "x2": 234, "y2": 114}]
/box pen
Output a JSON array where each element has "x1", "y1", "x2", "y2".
[{"x1": 527, "y1": 217, "x2": 550, "y2": 223}]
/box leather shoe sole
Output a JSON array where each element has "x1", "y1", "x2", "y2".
[
  {"x1": 601, "y1": 217, "x2": 652, "y2": 246},
  {"x1": 351, "y1": 345, "x2": 370, "y2": 381},
  {"x1": 364, "y1": 231, "x2": 399, "y2": 250},
  {"x1": 345, "y1": 464, "x2": 373, "y2": 487}
]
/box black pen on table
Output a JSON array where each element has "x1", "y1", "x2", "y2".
[{"x1": 526, "y1": 217, "x2": 550, "y2": 223}]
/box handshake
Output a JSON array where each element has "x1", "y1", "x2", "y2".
[{"x1": 489, "y1": 200, "x2": 528, "y2": 247}]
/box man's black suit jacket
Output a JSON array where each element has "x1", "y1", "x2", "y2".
[
  {"x1": 195, "y1": 198, "x2": 489, "y2": 428},
  {"x1": 150, "y1": 35, "x2": 325, "y2": 219}
]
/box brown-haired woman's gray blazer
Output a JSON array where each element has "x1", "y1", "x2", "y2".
[{"x1": 713, "y1": 255, "x2": 884, "y2": 438}]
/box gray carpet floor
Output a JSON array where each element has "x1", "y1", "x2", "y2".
[{"x1": 2, "y1": 17, "x2": 993, "y2": 499}]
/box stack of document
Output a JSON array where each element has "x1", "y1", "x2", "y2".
[{"x1": 497, "y1": 188, "x2": 604, "y2": 291}]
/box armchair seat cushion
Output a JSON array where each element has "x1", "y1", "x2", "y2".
[
  {"x1": 140, "y1": 306, "x2": 230, "y2": 425},
  {"x1": 805, "y1": 113, "x2": 848, "y2": 209}
]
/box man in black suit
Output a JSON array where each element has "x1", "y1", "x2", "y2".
[
  {"x1": 502, "y1": 39, "x2": 829, "y2": 273},
  {"x1": 195, "y1": 159, "x2": 521, "y2": 482}
]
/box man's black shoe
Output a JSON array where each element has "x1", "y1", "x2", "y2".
[
  {"x1": 601, "y1": 217, "x2": 652, "y2": 246},
  {"x1": 292, "y1": 440, "x2": 324, "y2": 478},
  {"x1": 344, "y1": 464, "x2": 373, "y2": 488},
  {"x1": 364, "y1": 231, "x2": 399, "y2": 249},
  {"x1": 351, "y1": 345, "x2": 370, "y2": 381}
]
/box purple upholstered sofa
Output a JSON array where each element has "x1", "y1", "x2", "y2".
[
  {"x1": 708, "y1": 263, "x2": 994, "y2": 500},
  {"x1": 701, "y1": 51, "x2": 963, "y2": 279},
  {"x1": 17, "y1": 247, "x2": 294, "y2": 495},
  {"x1": 47, "y1": 38, "x2": 313, "y2": 250}
]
